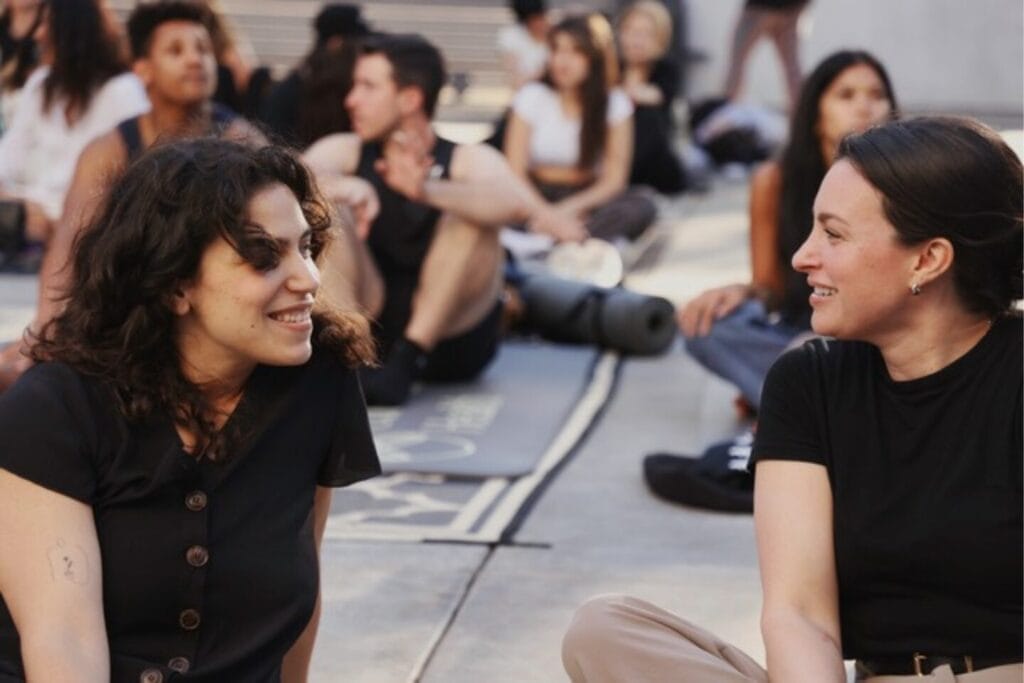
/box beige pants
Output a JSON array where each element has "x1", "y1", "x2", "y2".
[{"x1": 562, "y1": 595, "x2": 1024, "y2": 683}]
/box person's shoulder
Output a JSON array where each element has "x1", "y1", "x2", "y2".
[
  {"x1": 512, "y1": 81, "x2": 554, "y2": 110},
  {"x1": 222, "y1": 115, "x2": 267, "y2": 146},
  {"x1": 0, "y1": 361, "x2": 95, "y2": 415},
  {"x1": 450, "y1": 139, "x2": 509, "y2": 179},
  {"x1": 990, "y1": 313, "x2": 1023, "y2": 364},
  {"x1": 607, "y1": 88, "x2": 634, "y2": 122},
  {"x1": 770, "y1": 336, "x2": 869, "y2": 382},
  {"x1": 302, "y1": 132, "x2": 362, "y2": 174},
  {"x1": 80, "y1": 126, "x2": 130, "y2": 165},
  {"x1": 497, "y1": 23, "x2": 526, "y2": 50},
  {"x1": 101, "y1": 71, "x2": 147, "y2": 100},
  {"x1": 751, "y1": 158, "x2": 782, "y2": 190}
]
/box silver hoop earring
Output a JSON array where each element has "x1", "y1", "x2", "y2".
[{"x1": 910, "y1": 283, "x2": 922, "y2": 296}]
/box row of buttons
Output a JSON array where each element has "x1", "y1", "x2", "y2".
[
  {"x1": 139, "y1": 654, "x2": 190, "y2": 683},
  {"x1": 138, "y1": 491, "x2": 210, "y2": 681}
]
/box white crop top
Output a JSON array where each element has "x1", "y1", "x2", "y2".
[{"x1": 511, "y1": 82, "x2": 633, "y2": 169}]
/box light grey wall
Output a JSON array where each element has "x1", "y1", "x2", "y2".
[{"x1": 683, "y1": 0, "x2": 1023, "y2": 123}]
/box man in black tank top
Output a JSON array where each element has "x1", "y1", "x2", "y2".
[
  {"x1": 304, "y1": 34, "x2": 541, "y2": 406},
  {"x1": 0, "y1": 2, "x2": 266, "y2": 390}
]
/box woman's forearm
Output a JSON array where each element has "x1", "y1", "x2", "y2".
[
  {"x1": 555, "y1": 176, "x2": 626, "y2": 217},
  {"x1": 22, "y1": 631, "x2": 109, "y2": 683},
  {"x1": 762, "y1": 609, "x2": 845, "y2": 683}
]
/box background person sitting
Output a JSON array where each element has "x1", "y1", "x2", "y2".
[
  {"x1": 0, "y1": 0, "x2": 265, "y2": 393},
  {"x1": 303, "y1": 33, "x2": 539, "y2": 406},
  {"x1": 646, "y1": 50, "x2": 897, "y2": 512},
  {"x1": 193, "y1": 0, "x2": 271, "y2": 117},
  {"x1": 616, "y1": 0, "x2": 687, "y2": 194},
  {"x1": 258, "y1": 3, "x2": 369, "y2": 149},
  {"x1": 0, "y1": 0, "x2": 148, "y2": 260},
  {"x1": 504, "y1": 13, "x2": 657, "y2": 245},
  {"x1": 0, "y1": 0, "x2": 44, "y2": 133},
  {"x1": 563, "y1": 115, "x2": 1024, "y2": 683},
  {"x1": 499, "y1": 0, "x2": 550, "y2": 90},
  {"x1": 723, "y1": 0, "x2": 811, "y2": 109}
]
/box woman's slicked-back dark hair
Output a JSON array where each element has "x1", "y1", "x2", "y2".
[
  {"x1": 542, "y1": 14, "x2": 612, "y2": 170},
  {"x1": 44, "y1": 0, "x2": 128, "y2": 123},
  {"x1": 838, "y1": 116, "x2": 1023, "y2": 318},
  {"x1": 32, "y1": 138, "x2": 374, "y2": 460},
  {"x1": 777, "y1": 50, "x2": 897, "y2": 268}
]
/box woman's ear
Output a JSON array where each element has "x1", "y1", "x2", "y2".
[
  {"x1": 912, "y1": 237, "x2": 955, "y2": 287},
  {"x1": 170, "y1": 286, "x2": 192, "y2": 316}
]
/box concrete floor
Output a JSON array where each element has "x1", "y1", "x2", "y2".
[{"x1": 308, "y1": 180, "x2": 765, "y2": 682}]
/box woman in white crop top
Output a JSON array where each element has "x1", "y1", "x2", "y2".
[{"x1": 504, "y1": 13, "x2": 656, "y2": 243}]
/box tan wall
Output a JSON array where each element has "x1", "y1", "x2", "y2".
[{"x1": 684, "y1": 0, "x2": 1023, "y2": 123}]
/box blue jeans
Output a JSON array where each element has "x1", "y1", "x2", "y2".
[{"x1": 683, "y1": 299, "x2": 805, "y2": 410}]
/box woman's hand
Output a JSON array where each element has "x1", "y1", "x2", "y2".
[
  {"x1": 528, "y1": 204, "x2": 588, "y2": 243},
  {"x1": 677, "y1": 283, "x2": 752, "y2": 337}
]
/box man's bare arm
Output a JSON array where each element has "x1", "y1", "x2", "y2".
[{"x1": 303, "y1": 133, "x2": 362, "y2": 178}]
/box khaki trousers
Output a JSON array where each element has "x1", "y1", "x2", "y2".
[{"x1": 562, "y1": 595, "x2": 1024, "y2": 683}]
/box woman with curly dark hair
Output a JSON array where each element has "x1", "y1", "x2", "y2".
[{"x1": 0, "y1": 138, "x2": 379, "y2": 681}]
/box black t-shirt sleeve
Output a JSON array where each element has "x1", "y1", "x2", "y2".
[
  {"x1": 317, "y1": 365, "x2": 380, "y2": 487},
  {"x1": 751, "y1": 343, "x2": 828, "y2": 469},
  {"x1": 0, "y1": 363, "x2": 101, "y2": 503}
]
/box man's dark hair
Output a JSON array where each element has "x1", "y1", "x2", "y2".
[
  {"x1": 360, "y1": 33, "x2": 446, "y2": 118},
  {"x1": 511, "y1": 0, "x2": 546, "y2": 24},
  {"x1": 127, "y1": 1, "x2": 208, "y2": 60}
]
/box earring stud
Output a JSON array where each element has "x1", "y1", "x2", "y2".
[{"x1": 910, "y1": 283, "x2": 922, "y2": 296}]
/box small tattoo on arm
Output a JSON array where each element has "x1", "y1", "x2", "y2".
[{"x1": 47, "y1": 539, "x2": 89, "y2": 585}]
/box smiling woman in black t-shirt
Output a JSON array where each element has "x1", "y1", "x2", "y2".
[
  {"x1": 0, "y1": 139, "x2": 380, "y2": 681},
  {"x1": 560, "y1": 118, "x2": 1022, "y2": 682}
]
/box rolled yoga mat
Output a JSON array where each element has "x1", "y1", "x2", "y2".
[{"x1": 518, "y1": 274, "x2": 677, "y2": 356}]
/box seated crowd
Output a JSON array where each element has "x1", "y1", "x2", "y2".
[{"x1": 0, "y1": 1, "x2": 1019, "y2": 681}]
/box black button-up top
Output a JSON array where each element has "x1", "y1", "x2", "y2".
[{"x1": 0, "y1": 348, "x2": 379, "y2": 681}]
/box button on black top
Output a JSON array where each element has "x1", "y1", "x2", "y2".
[
  {"x1": 185, "y1": 490, "x2": 207, "y2": 511},
  {"x1": 185, "y1": 545, "x2": 209, "y2": 568},
  {"x1": 178, "y1": 608, "x2": 201, "y2": 631},
  {"x1": 0, "y1": 351, "x2": 380, "y2": 681},
  {"x1": 167, "y1": 656, "x2": 190, "y2": 673},
  {"x1": 139, "y1": 669, "x2": 163, "y2": 683}
]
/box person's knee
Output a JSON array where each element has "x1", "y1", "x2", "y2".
[
  {"x1": 562, "y1": 594, "x2": 633, "y2": 668},
  {"x1": 683, "y1": 322, "x2": 727, "y2": 365}
]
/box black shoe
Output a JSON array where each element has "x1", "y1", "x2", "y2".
[
  {"x1": 359, "y1": 337, "x2": 426, "y2": 406},
  {"x1": 643, "y1": 433, "x2": 754, "y2": 513}
]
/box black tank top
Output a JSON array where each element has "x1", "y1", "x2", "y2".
[
  {"x1": 355, "y1": 136, "x2": 456, "y2": 349},
  {"x1": 115, "y1": 104, "x2": 239, "y2": 162}
]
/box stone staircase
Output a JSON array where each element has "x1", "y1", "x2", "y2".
[{"x1": 110, "y1": 0, "x2": 560, "y2": 125}]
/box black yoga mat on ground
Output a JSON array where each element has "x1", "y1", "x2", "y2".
[
  {"x1": 369, "y1": 339, "x2": 599, "y2": 478},
  {"x1": 518, "y1": 275, "x2": 677, "y2": 356}
]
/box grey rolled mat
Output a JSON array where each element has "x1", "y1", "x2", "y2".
[{"x1": 518, "y1": 274, "x2": 677, "y2": 356}]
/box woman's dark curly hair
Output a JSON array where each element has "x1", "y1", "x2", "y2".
[
  {"x1": 838, "y1": 116, "x2": 1023, "y2": 318},
  {"x1": 31, "y1": 137, "x2": 375, "y2": 460}
]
